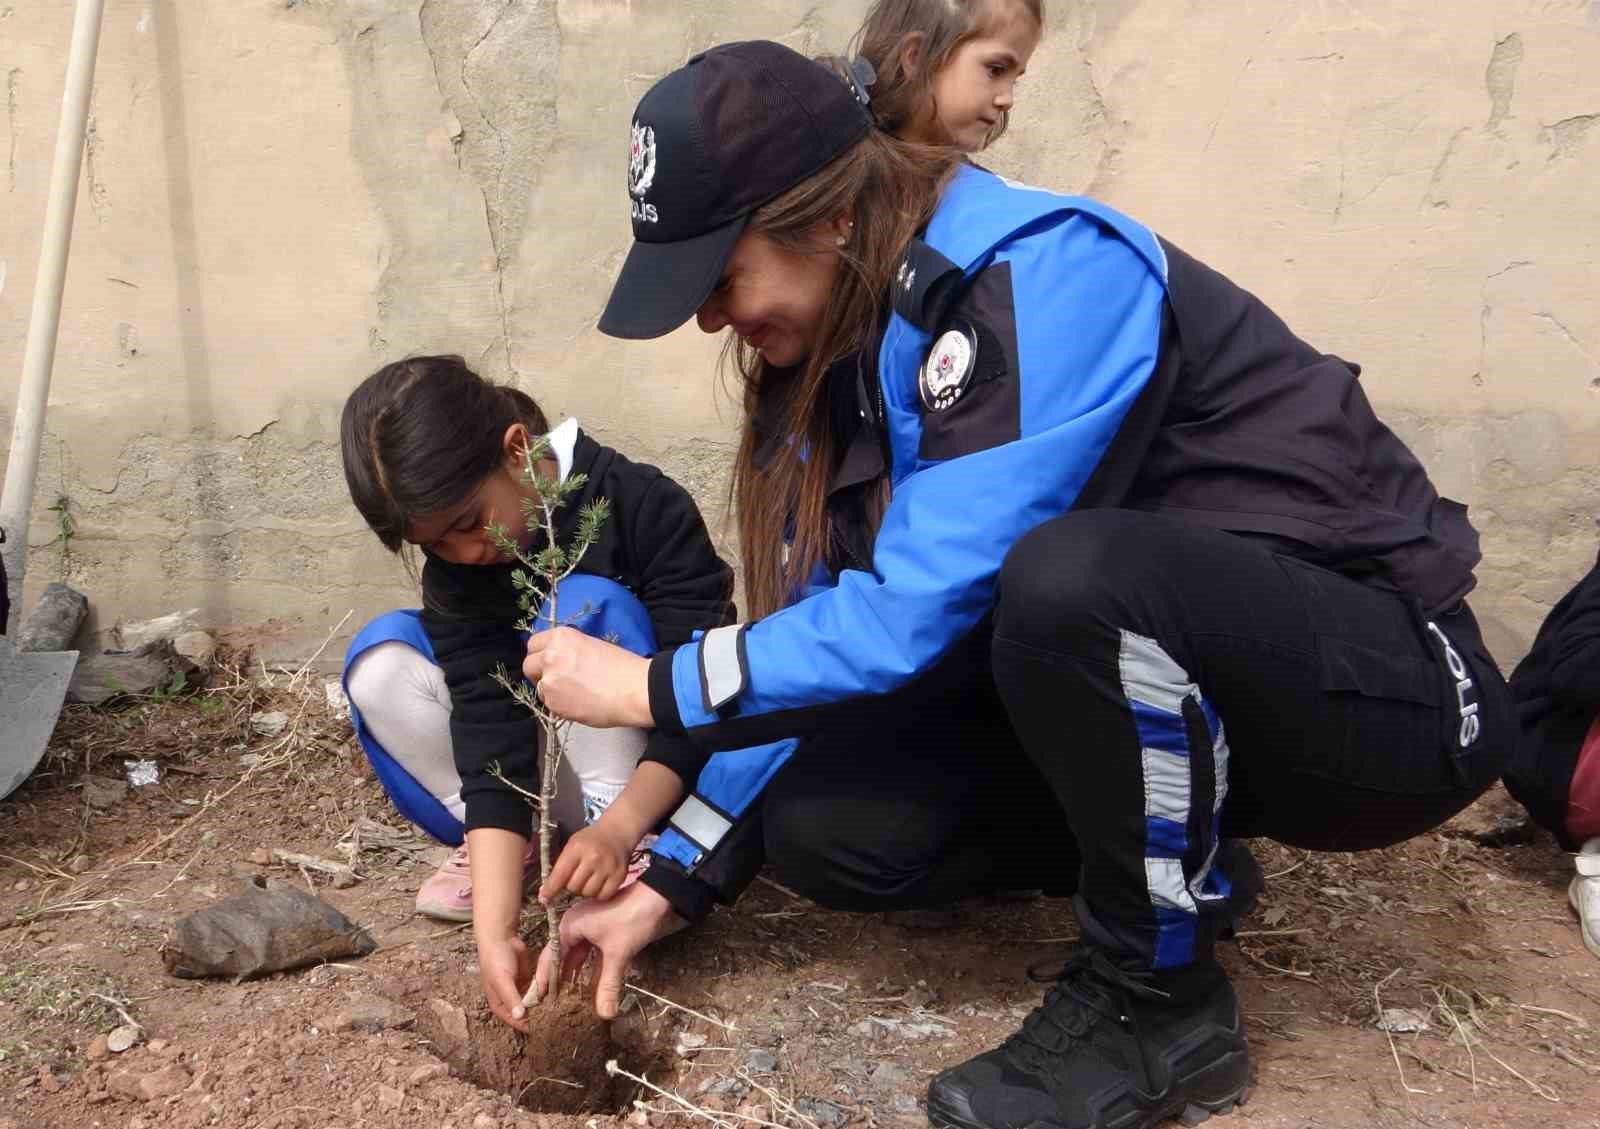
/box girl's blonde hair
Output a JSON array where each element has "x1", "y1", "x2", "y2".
[
  {"x1": 729, "y1": 130, "x2": 961, "y2": 618},
  {"x1": 850, "y1": 0, "x2": 1044, "y2": 147}
]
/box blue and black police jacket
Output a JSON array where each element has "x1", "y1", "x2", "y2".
[{"x1": 637, "y1": 163, "x2": 1482, "y2": 922}]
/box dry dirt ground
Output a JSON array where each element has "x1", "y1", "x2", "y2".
[{"x1": 4, "y1": 658, "x2": 1600, "y2": 1129}]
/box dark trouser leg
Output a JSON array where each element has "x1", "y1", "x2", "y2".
[
  {"x1": 762, "y1": 683, "x2": 1076, "y2": 912},
  {"x1": 991, "y1": 509, "x2": 1513, "y2": 970}
]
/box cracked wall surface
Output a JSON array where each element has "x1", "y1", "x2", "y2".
[{"x1": 1, "y1": 0, "x2": 1598, "y2": 664}]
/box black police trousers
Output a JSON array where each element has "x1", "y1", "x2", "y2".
[{"x1": 762, "y1": 509, "x2": 1513, "y2": 968}]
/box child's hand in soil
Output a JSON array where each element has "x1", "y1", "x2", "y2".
[
  {"x1": 541, "y1": 824, "x2": 633, "y2": 903},
  {"x1": 477, "y1": 932, "x2": 533, "y2": 1033}
]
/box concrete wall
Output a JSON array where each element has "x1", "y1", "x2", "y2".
[{"x1": 1, "y1": 0, "x2": 1596, "y2": 665}]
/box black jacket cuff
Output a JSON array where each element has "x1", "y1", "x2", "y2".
[
  {"x1": 638, "y1": 729, "x2": 710, "y2": 786},
  {"x1": 640, "y1": 857, "x2": 715, "y2": 924},
  {"x1": 649, "y1": 651, "x2": 686, "y2": 735}
]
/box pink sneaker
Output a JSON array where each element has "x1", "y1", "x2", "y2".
[
  {"x1": 414, "y1": 838, "x2": 539, "y2": 922},
  {"x1": 620, "y1": 833, "x2": 657, "y2": 891}
]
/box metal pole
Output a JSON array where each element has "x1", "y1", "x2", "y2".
[{"x1": 0, "y1": 0, "x2": 107, "y2": 634}]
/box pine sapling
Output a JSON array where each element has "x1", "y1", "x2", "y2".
[{"x1": 484, "y1": 432, "x2": 610, "y2": 1006}]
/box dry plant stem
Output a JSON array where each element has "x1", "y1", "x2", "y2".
[
  {"x1": 626, "y1": 981, "x2": 738, "y2": 1032},
  {"x1": 608, "y1": 1061, "x2": 795, "y2": 1129},
  {"x1": 1375, "y1": 970, "x2": 1427, "y2": 1097},
  {"x1": 1434, "y1": 987, "x2": 1478, "y2": 1093}
]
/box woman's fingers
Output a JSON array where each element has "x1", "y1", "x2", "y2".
[{"x1": 532, "y1": 941, "x2": 556, "y2": 1005}]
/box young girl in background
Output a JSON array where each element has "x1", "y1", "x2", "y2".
[
  {"x1": 1504, "y1": 550, "x2": 1600, "y2": 957},
  {"x1": 338, "y1": 355, "x2": 731, "y2": 1026},
  {"x1": 851, "y1": 0, "x2": 1043, "y2": 151}
]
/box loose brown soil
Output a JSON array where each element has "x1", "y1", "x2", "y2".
[
  {"x1": 396, "y1": 969, "x2": 627, "y2": 1114},
  {"x1": 4, "y1": 660, "x2": 1600, "y2": 1129}
]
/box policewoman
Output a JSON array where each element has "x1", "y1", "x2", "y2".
[{"x1": 524, "y1": 41, "x2": 1514, "y2": 1129}]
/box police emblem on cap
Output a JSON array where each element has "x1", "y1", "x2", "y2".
[
  {"x1": 628, "y1": 122, "x2": 659, "y2": 224},
  {"x1": 919, "y1": 324, "x2": 977, "y2": 412}
]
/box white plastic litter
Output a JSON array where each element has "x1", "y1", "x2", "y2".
[
  {"x1": 124, "y1": 759, "x2": 160, "y2": 787},
  {"x1": 324, "y1": 679, "x2": 350, "y2": 720}
]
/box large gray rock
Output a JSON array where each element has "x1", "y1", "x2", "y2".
[
  {"x1": 67, "y1": 641, "x2": 180, "y2": 705},
  {"x1": 17, "y1": 583, "x2": 88, "y2": 653},
  {"x1": 115, "y1": 609, "x2": 201, "y2": 651}
]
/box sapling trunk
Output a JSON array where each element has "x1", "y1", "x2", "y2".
[{"x1": 485, "y1": 434, "x2": 609, "y2": 1007}]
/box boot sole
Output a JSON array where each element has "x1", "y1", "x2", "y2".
[{"x1": 928, "y1": 1044, "x2": 1250, "y2": 1129}]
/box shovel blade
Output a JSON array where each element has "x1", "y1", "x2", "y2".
[{"x1": 0, "y1": 637, "x2": 78, "y2": 800}]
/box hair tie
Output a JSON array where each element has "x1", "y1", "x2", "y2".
[{"x1": 841, "y1": 55, "x2": 877, "y2": 108}]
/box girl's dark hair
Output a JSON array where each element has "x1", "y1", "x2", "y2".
[{"x1": 340, "y1": 355, "x2": 549, "y2": 553}]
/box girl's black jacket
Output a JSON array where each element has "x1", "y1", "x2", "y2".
[
  {"x1": 419, "y1": 427, "x2": 733, "y2": 839},
  {"x1": 1505, "y1": 549, "x2": 1600, "y2": 849}
]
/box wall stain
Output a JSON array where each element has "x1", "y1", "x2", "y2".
[{"x1": 1484, "y1": 32, "x2": 1523, "y2": 133}]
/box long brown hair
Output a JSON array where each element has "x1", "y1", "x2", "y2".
[
  {"x1": 850, "y1": 0, "x2": 1044, "y2": 147},
  {"x1": 730, "y1": 130, "x2": 960, "y2": 618}
]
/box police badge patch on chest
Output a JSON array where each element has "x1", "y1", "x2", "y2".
[{"x1": 919, "y1": 322, "x2": 978, "y2": 412}]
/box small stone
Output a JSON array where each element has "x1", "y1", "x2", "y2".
[
  {"x1": 696, "y1": 1076, "x2": 749, "y2": 1100},
  {"x1": 172, "y1": 630, "x2": 217, "y2": 670},
  {"x1": 472, "y1": 1115, "x2": 499, "y2": 1129},
  {"x1": 428, "y1": 999, "x2": 470, "y2": 1051},
  {"x1": 407, "y1": 1062, "x2": 448, "y2": 1087},
  {"x1": 193, "y1": 1067, "x2": 219, "y2": 1093},
  {"x1": 86, "y1": 1034, "x2": 110, "y2": 1061},
  {"x1": 331, "y1": 870, "x2": 358, "y2": 889},
  {"x1": 247, "y1": 847, "x2": 272, "y2": 865},
  {"x1": 200, "y1": 831, "x2": 218, "y2": 849},
  {"x1": 795, "y1": 1098, "x2": 848, "y2": 1128},
  {"x1": 628, "y1": 1110, "x2": 651, "y2": 1128},
  {"x1": 249, "y1": 711, "x2": 289, "y2": 737},
  {"x1": 31, "y1": 929, "x2": 56, "y2": 944},
  {"x1": 136, "y1": 1063, "x2": 191, "y2": 1101},
  {"x1": 676, "y1": 1031, "x2": 709, "y2": 1058},
  {"x1": 323, "y1": 992, "x2": 414, "y2": 1034},
  {"x1": 69, "y1": 853, "x2": 92, "y2": 874},
  {"x1": 871, "y1": 1062, "x2": 913, "y2": 1089},
  {"x1": 890, "y1": 1094, "x2": 919, "y2": 1115},
  {"x1": 37, "y1": 1066, "x2": 60, "y2": 1093},
  {"x1": 81, "y1": 776, "x2": 129, "y2": 809},
  {"x1": 17, "y1": 583, "x2": 89, "y2": 653},
  {"x1": 746, "y1": 1049, "x2": 779, "y2": 1073},
  {"x1": 107, "y1": 1024, "x2": 141, "y2": 1053},
  {"x1": 377, "y1": 1084, "x2": 405, "y2": 1111}
]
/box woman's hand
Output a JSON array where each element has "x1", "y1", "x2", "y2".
[
  {"x1": 532, "y1": 882, "x2": 686, "y2": 1018},
  {"x1": 522, "y1": 626, "x2": 654, "y2": 729},
  {"x1": 477, "y1": 931, "x2": 534, "y2": 1033}
]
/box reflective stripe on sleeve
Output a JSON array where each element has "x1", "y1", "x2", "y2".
[
  {"x1": 698, "y1": 623, "x2": 749, "y2": 712},
  {"x1": 668, "y1": 793, "x2": 734, "y2": 853}
]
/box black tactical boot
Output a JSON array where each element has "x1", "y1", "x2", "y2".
[{"x1": 927, "y1": 948, "x2": 1249, "y2": 1129}]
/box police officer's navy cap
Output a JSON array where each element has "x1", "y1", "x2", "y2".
[{"x1": 598, "y1": 41, "x2": 874, "y2": 341}]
